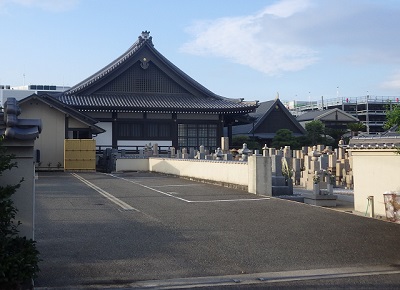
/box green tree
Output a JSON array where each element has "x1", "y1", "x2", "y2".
[
  {"x1": 271, "y1": 129, "x2": 299, "y2": 149},
  {"x1": 0, "y1": 136, "x2": 40, "y2": 289},
  {"x1": 232, "y1": 135, "x2": 261, "y2": 150},
  {"x1": 325, "y1": 128, "x2": 346, "y2": 148},
  {"x1": 347, "y1": 122, "x2": 366, "y2": 136},
  {"x1": 384, "y1": 104, "x2": 400, "y2": 132},
  {"x1": 305, "y1": 120, "x2": 325, "y2": 145}
]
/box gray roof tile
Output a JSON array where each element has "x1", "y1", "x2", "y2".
[{"x1": 58, "y1": 94, "x2": 256, "y2": 113}]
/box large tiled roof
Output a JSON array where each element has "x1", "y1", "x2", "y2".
[
  {"x1": 64, "y1": 32, "x2": 153, "y2": 97},
  {"x1": 61, "y1": 31, "x2": 258, "y2": 114},
  {"x1": 58, "y1": 94, "x2": 256, "y2": 113}
]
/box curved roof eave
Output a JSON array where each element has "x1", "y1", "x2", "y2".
[
  {"x1": 64, "y1": 34, "x2": 149, "y2": 96},
  {"x1": 64, "y1": 31, "x2": 241, "y2": 104}
]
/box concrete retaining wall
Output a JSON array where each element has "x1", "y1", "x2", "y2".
[{"x1": 116, "y1": 155, "x2": 272, "y2": 195}]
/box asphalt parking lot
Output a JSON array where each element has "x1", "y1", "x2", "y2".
[{"x1": 34, "y1": 171, "x2": 400, "y2": 289}]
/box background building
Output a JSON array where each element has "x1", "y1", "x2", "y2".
[
  {"x1": 287, "y1": 96, "x2": 400, "y2": 134},
  {"x1": 1, "y1": 84, "x2": 69, "y2": 105}
]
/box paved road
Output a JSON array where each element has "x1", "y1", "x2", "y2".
[{"x1": 34, "y1": 172, "x2": 400, "y2": 289}]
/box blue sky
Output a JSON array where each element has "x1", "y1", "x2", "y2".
[{"x1": 1, "y1": 0, "x2": 400, "y2": 103}]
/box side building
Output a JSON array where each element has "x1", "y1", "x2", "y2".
[{"x1": 232, "y1": 98, "x2": 306, "y2": 146}]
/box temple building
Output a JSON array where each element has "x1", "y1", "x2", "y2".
[{"x1": 56, "y1": 31, "x2": 258, "y2": 152}]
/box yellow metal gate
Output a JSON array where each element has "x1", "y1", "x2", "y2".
[{"x1": 64, "y1": 139, "x2": 96, "y2": 171}]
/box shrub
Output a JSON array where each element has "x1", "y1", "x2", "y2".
[{"x1": 0, "y1": 137, "x2": 40, "y2": 289}]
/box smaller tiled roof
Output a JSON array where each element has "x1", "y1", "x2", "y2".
[
  {"x1": 348, "y1": 136, "x2": 400, "y2": 148},
  {"x1": 19, "y1": 94, "x2": 105, "y2": 134},
  {"x1": 232, "y1": 99, "x2": 305, "y2": 136},
  {"x1": 296, "y1": 108, "x2": 358, "y2": 122},
  {"x1": 349, "y1": 125, "x2": 400, "y2": 148}
]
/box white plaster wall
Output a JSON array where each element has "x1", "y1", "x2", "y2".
[
  {"x1": 94, "y1": 122, "x2": 112, "y2": 147},
  {"x1": 19, "y1": 101, "x2": 65, "y2": 168},
  {"x1": 118, "y1": 140, "x2": 172, "y2": 148},
  {"x1": 351, "y1": 149, "x2": 400, "y2": 217},
  {"x1": 116, "y1": 158, "x2": 149, "y2": 171},
  {"x1": 116, "y1": 158, "x2": 249, "y2": 186},
  {"x1": 115, "y1": 156, "x2": 274, "y2": 195},
  {"x1": 150, "y1": 158, "x2": 248, "y2": 185},
  {"x1": 68, "y1": 118, "x2": 89, "y2": 128}
]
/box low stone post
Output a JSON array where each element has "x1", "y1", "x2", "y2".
[
  {"x1": 248, "y1": 155, "x2": 272, "y2": 195},
  {"x1": 170, "y1": 147, "x2": 176, "y2": 158},
  {"x1": 152, "y1": 143, "x2": 159, "y2": 157},
  {"x1": 262, "y1": 144, "x2": 269, "y2": 157},
  {"x1": 221, "y1": 137, "x2": 229, "y2": 153}
]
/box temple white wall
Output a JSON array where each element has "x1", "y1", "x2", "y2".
[
  {"x1": 93, "y1": 122, "x2": 112, "y2": 147},
  {"x1": 116, "y1": 155, "x2": 272, "y2": 195},
  {"x1": 350, "y1": 149, "x2": 400, "y2": 217}
]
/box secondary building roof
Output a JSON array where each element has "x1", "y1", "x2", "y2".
[
  {"x1": 232, "y1": 98, "x2": 306, "y2": 139},
  {"x1": 19, "y1": 94, "x2": 105, "y2": 134},
  {"x1": 58, "y1": 31, "x2": 258, "y2": 115},
  {"x1": 296, "y1": 108, "x2": 359, "y2": 123}
]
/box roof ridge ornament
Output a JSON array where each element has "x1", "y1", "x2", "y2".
[
  {"x1": 140, "y1": 30, "x2": 151, "y2": 40},
  {"x1": 138, "y1": 31, "x2": 153, "y2": 46}
]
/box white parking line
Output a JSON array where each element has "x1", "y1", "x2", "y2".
[
  {"x1": 106, "y1": 173, "x2": 270, "y2": 203},
  {"x1": 151, "y1": 184, "x2": 203, "y2": 187},
  {"x1": 71, "y1": 173, "x2": 139, "y2": 211},
  {"x1": 191, "y1": 198, "x2": 270, "y2": 203},
  {"x1": 107, "y1": 174, "x2": 192, "y2": 202}
]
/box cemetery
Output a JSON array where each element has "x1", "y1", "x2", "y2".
[
  {"x1": 111, "y1": 134, "x2": 400, "y2": 221},
  {"x1": 114, "y1": 141, "x2": 339, "y2": 203}
]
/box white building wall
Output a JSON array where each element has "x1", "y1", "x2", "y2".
[
  {"x1": 18, "y1": 100, "x2": 65, "y2": 169},
  {"x1": 118, "y1": 140, "x2": 172, "y2": 148},
  {"x1": 351, "y1": 149, "x2": 400, "y2": 217},
  {"x1": 93, "y1": 122, "x2": 112, "y2": 147}
]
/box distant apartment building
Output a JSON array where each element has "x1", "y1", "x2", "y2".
[
  {"x1": 0, "y1": 84, "x2": 70, "y2": 104},
  {"x1": 285, "y1": 96, "x2": 400, "y2": 134}
]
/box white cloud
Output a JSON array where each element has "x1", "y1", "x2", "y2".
[
  {"x1": 181, "y1": 0, "x2": 400, "y2": 76},
  {"x1": 181, "y1": 0, "x2": 317, "y2": 76},
  {"x1": 0, "y1": 0, "x2": 79, "y2": 12},
  {"x1": 381, "y1": 71, "x2": 400, "y2": 90},
  {"x1": 257, "y1": 0, "x2": 311, "y2": 18}
]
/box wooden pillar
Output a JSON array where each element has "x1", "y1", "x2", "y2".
[{"x1": 112, "y1": 112, "x2": 118, "y2": 149}]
